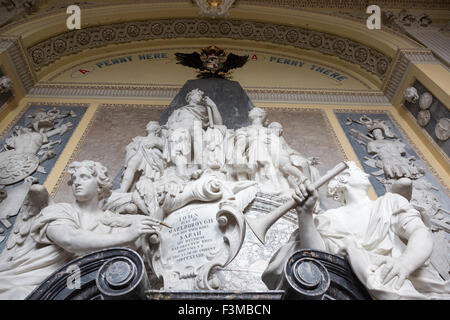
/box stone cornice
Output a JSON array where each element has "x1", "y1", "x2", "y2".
[
  {"x1": 382, "y1": 48, "x2": 436, "y2": 101},
  {"x1": 28, "y1": 83, "x2": 391, "y2": 105}
]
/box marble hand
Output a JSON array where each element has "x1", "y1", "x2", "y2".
[
  {"x1": 202, "y1": 96, "x2": 215, "y2": 107},
  {"x1": 128, "y1": 216, "x2": 159, "y2": 241},
  {"x1": 292, "y1": 180, "x2": 318, "y2": 213},
  {"x1": 370, "y1": 255, "x2": 411, "y2": 290}
]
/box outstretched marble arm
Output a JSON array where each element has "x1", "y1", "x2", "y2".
[{"x1": 46, "y1": 216, "x2": 158, "y2": 255}]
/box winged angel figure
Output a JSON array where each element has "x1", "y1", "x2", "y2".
[{"x1": 175, "y1": 45, "x2": 248, "y2": 79}]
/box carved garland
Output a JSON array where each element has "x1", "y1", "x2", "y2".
[{"x1": 28, "y1": 18, "x2": 392, "y2": 80}]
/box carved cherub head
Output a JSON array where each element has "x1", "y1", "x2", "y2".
[{"x1": 404, "y1": 87, "x2": 419, "y2": 104}]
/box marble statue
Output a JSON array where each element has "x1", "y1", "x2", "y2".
[
  {"x1": 0, "y1": 90, "x2": 326, "y2": 294},
  {"x1": 381, "y1": 176, "x2": 450, "y2": 281},
  {"x1": 366, "y1": 123, "x2": 419, "y2": 179},
  {"x1": 101, "y1": 94, "x2": 324, "y2": 290},
  {"x1": 267, "y1": 122, "x2": 320, "y2": 189},
  {"x1": 234, "y1": 108, "x2": 279, "y2": 188},
  {"x1": 234, "y1": 108, "x2": 319, "y2": 194},
  {"x1": 404, "y1": 87, "x2": 419, "y2": 104},
  {"x1": 347, "y1": 114, "x2": 449, "y2": 282},
  {"x1": 0, "y1": 160, "x2": 159, "y2": 299},
  {"x1": 202, "y1": 125, "x2": 227, "y2": 170},
  {"x1": 119, "y1": 121, "x2": 166, "y2": 193},
  {"x1": 165, "y1": 88, "x2": 223, "y2": 177},
  {"x1": 262, "y1": 161, "x2": 450, "y2": 299}
]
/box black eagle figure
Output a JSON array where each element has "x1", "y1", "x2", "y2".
[{"x1": 175, "y1": 46, "x2": 248, "y2": 79}]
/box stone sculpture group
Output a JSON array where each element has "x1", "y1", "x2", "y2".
[{"x1": 0, "y1": 89, "x2": 448, "y2": 299}]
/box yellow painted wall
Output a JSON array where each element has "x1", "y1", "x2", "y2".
[{"x1": 43, "y1": 45, "x2": 374, "y2": 90}]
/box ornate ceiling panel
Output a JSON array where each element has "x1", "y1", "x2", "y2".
[{"x1": 28, "y1": 18, "x2": 392, "y2": 80}]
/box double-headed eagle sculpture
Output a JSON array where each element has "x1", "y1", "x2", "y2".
[{"x1": 175, "y1": 45, "x2": 248, "y2": 79}]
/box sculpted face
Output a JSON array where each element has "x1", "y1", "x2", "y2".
[
  {"x1": 268, "y1": 122, "x2": 283, "y2": 136},
  {"x1": 346, "y1": 163, "x2": 371, "y2": 191},
  {"x1": 248, "y1": 108, "x2": 267, "y2": 126},
  {"x1": 146, "y1": 121, "x2": 160, "y2": 134},
  {"x1": 71, "y1": 166, "x2": 98, "y2": 202},
  {"x1": 372, "y1": 128, "x2": 384, "y2": 140},
  {"x1": 187, "y1": 89, "x2": 204, "y2": 105}
]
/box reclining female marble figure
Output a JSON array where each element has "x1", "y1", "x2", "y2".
[
  {"x1": 262, "y1": 161, "x2": 450, "y2": 299},
  {"x1": 0, "y1": 160, "x2": 159, "y2": 300}
]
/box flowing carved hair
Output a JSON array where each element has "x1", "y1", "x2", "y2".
[
  {"x1": 67, "y1": 160, "x2": 113, "y2": 200},
  {"x1": 326, "y1": 162, "x2": 361, "y2": 204},
  {"x1": 326, "y1": 172, "x2": 350, "y2": 204}
]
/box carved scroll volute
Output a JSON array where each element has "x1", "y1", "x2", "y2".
[
  {"x1": 216, "y1": 201, "x2": 246, "y2": 266},
  {"x1": 195, "y1": 201, "x2": 247, "y2": 290},
  {"x1": 139, "y1": 229, "x2": 166, "y2": 284}
]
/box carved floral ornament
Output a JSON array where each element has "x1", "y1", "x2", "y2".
[
  {"x1": 27, "y1": 19, "x2": 391, "y2": 79},
  {"x1": 193, "y1": 0, "x2": 236, "y2": 18}
]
